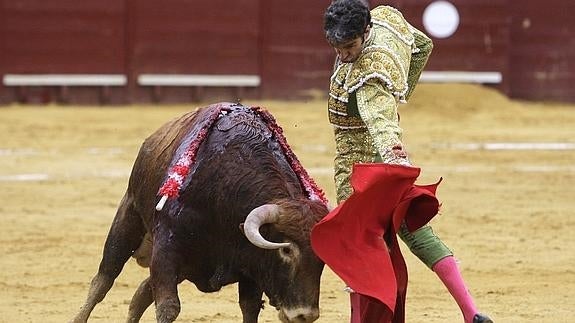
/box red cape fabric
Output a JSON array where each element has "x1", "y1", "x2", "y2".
[{"x1": 311, "y1": 163, "x2": 441, "y2": 323}]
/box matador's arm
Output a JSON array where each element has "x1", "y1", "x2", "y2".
[
  {"x1": 404, "y1": 26, "x2": 434, "y2": 101},
  {"x1": 355, "y1": 79, "x2": 410, "y2": 165}
]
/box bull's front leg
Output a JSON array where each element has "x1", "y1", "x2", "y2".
[
  {"x1": 238, "y1": 277, "x2": 264, "y2": 323},
  {"x1": 150, "y1": 229, "x2": 182, "y2": 323}
]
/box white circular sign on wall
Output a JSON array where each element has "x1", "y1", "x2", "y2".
[{"x1": 422, "y1": 1, "x2": 460, "y2": 39}]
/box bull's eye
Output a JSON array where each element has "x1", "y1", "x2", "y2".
[{"x1": 278, "y1": 245, "x2": 296, "y2": 262}]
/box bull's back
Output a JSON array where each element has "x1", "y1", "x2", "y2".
[
  {"x1": 182, "y1": 107, "x2": 302, "y2": 213},
  {"x1": 124, "y1": 104, "x2": 301, "y2": 225}
]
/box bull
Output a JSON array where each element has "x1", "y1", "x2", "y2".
[{"x1": 70, "y1": 102, "x2": 330, "y2": 323}]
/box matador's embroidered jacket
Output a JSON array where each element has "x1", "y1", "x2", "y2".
[{"x1": 328, "y1": 5, "x2": 434, "y2": 202}]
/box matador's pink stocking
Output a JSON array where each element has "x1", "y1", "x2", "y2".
[{"x1": 433, "y1": 256, "x2": 478, "y2": 323}]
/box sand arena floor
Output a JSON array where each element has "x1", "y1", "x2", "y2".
[{"x1": 0, "y1": 84, "x2": 574, "y2": 322}]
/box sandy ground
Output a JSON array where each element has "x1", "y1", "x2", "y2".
[{"x1": 1, "y1": 84, "x2": 574, "y2": 322}]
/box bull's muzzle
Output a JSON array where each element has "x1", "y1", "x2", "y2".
[{"x1": 278, "y1": 306, "x2": 320, "y2": 323}]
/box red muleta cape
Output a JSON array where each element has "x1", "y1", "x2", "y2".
[{"x1": 311, "y1": 163, "x2": 441, "y2": 323}]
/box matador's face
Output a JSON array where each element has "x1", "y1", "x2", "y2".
[{"x1": 330, "y1": 26, "x2": 371, "y2": 63}]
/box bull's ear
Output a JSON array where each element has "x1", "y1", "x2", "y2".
[{"x1": 239, "y1": 223, "x2": 245, "y2": 234}]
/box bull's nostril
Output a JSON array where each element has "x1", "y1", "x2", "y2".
[
  {"x1": 309, "y1": 312, "x2": 320, "y2": 322},
  {"x1": 297, "y1": 311, "x2": 319, "y2": 322}
]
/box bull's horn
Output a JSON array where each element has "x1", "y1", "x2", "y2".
[{"x1": 243, "y1": 204, "x2": 291, "y2": 249}]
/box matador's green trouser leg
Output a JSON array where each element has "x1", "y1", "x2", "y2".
[{"x1": 397, "y1": 224, "x2": 452, "y2": 269}]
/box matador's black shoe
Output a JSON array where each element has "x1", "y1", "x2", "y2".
[{"x1": 473, "y1": 313, "x2": 493, "y2": 323}]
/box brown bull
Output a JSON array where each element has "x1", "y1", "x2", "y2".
[{"x1": 70, "y1": 103, "x2": 330, "y2": 323}]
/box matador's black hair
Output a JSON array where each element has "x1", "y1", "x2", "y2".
[{"x1": 324, "y1": 0, "x2": 372, "y2": 45}]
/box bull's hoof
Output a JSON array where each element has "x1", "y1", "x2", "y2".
[
  {"x1": 473, "y1": 313, "x2": 493, "y2": 323},
  {"x1": 69, "y1": 308, "x2": 89, "y2": 323},
  {"x1": 155, "y1": 298, "x2": 181, "y2": 323}
]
